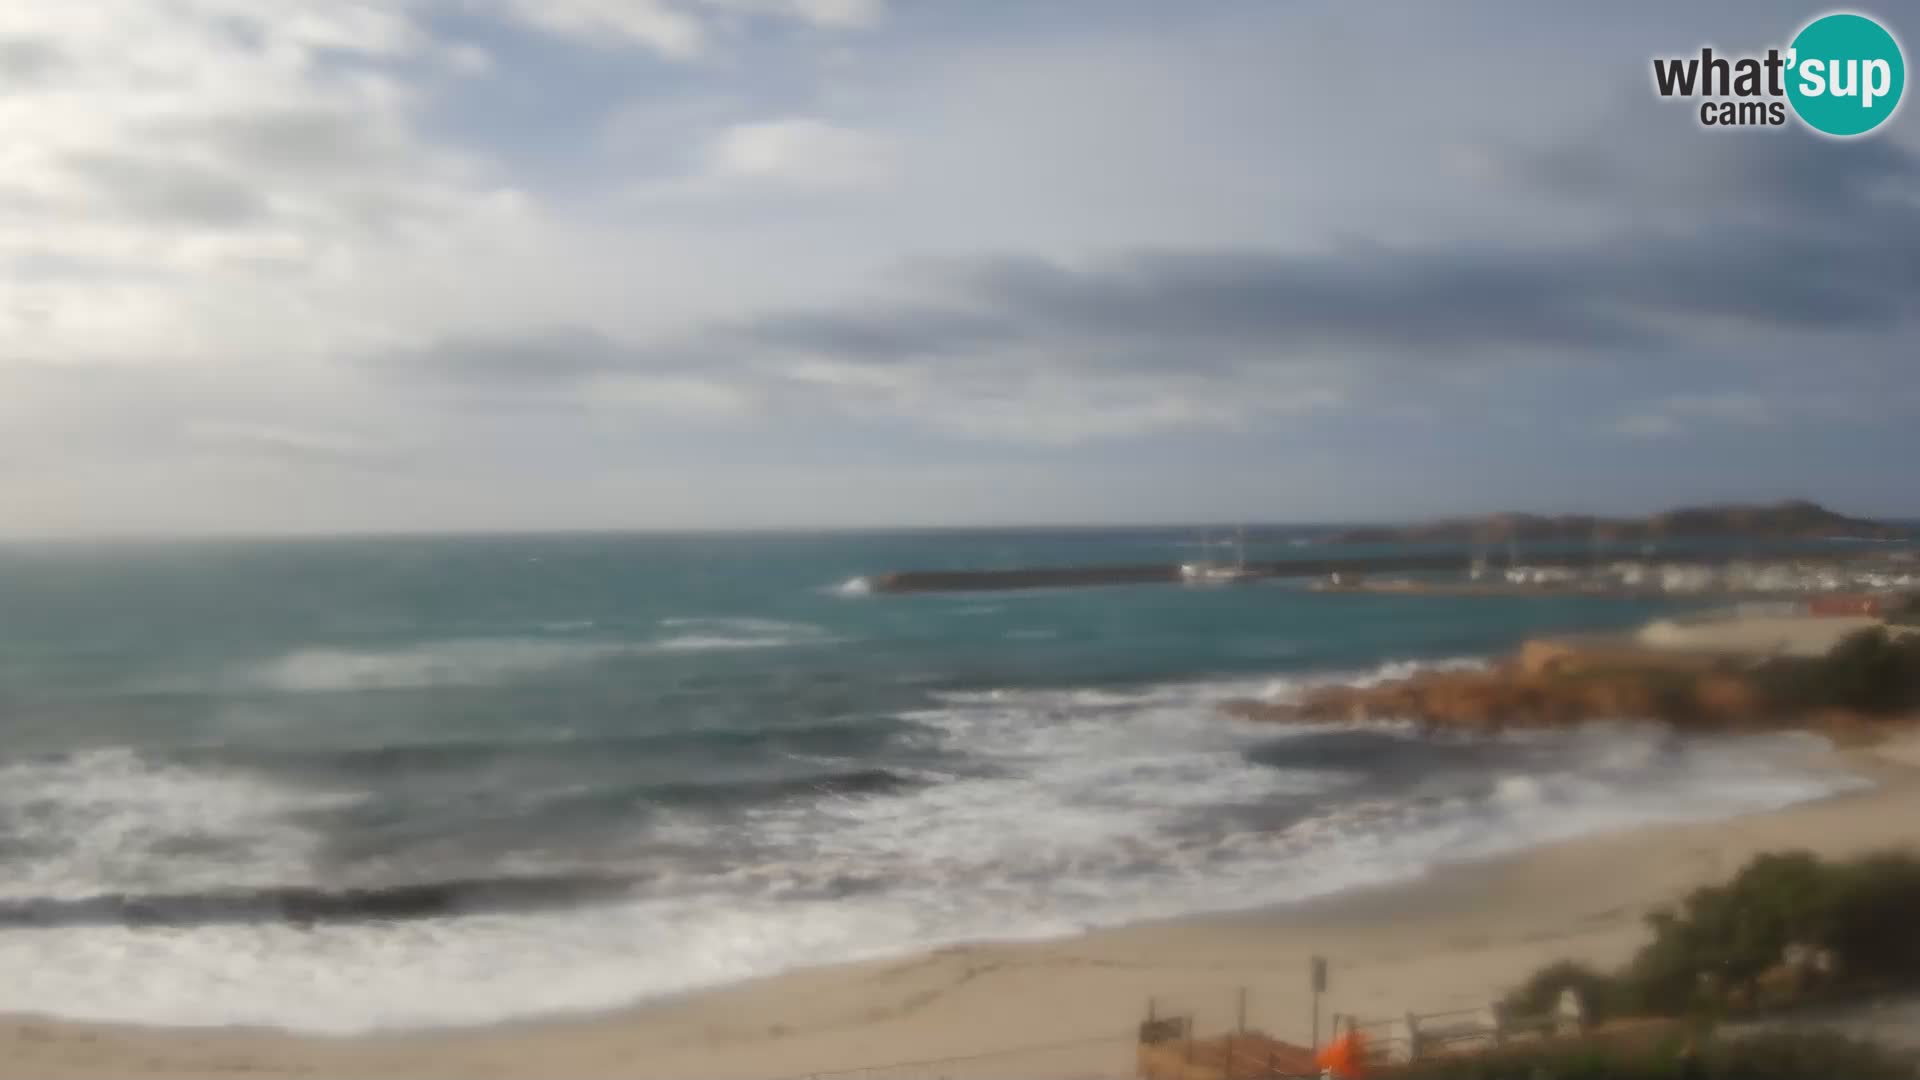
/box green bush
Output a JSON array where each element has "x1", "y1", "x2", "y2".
[
  {"x1": 1393, "y1": 1030, "x2": 1916, "y2": 1080},
  {"x1": 1500, "y1": 960, "x2": 1625, "y2": 1025},
  {"x1": 1885, "y1": 593, "x2": 1920, "y2": 628},
  {"x1": 1507, "y1": 851, "x2": 1920, "y2": 1022},
  {"x1": 1822, "y1": 852, "x2": 1920, "y2": 984},
  {"x1": 1751, "y1": 628, "x2": 1920, "y2": 714},
  {"x1": 1621, "y1": 851, "x2": 1835, "y2": 1014}
]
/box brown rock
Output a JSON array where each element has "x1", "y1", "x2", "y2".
[
  {"x1": 1222, "y1": 634, "x2": 1903, "y2": 738},
  {"x1": 1692, "y1": 675, "x2": 1762, "y2": 723},
  {"x1": 1519, "y1": 639, "x2": 1581, "y2": 676}
]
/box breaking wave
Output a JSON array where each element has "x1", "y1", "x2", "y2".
[
  {"x1": 250, "y1": 621, "x2": 840, "y2": 691},
  {"x1": 0, "y1": 657, "x2": 1865, "y2": 1031}
]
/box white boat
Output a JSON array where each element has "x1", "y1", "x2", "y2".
[{"x1": 1180, "y1": 527, "x2": 1257, "y2": 585}]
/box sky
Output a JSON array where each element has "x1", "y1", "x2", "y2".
[{"x1": 1, "y1": 0, "x2": 1916, "y2": 535}]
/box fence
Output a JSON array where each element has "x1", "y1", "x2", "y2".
[
  {"x1": 1134, "y1": 986, "x2": 1338, "y2": 1080},
  {"x1": 1136, "y1": 983, "x2": 1594, "y2": 1079},
  {"x1": 740, "y1": 978, "x2": 1597, "y2": 1080}
]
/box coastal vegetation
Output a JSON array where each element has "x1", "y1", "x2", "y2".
[
  {"x1": 1456, "y1": 852, "x2": 1920, "y2": 1078},
  {"x1": 1506, "y1": 850, "x2": 1920, "y2": 1023},
  {"x1": 1886, "y1": 596, "x2": 1920, "y2": 628},
  {"x1": 1753, "y1": 627, "x2": 1920, "y2": 715},
  {"x1": 1394, "y1": 1029, "x2": 1916, "y2": 1080}
]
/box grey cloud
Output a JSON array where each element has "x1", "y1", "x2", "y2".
[
  {"x1": 60, "y1": 150, "x2": 268, "y2": 226},
  {"x1": 192, "y1": 105, "x2": 406, "y2": 177},
  {"x1": 1521, "y1": 113, "x2": 1920, "y2": 224},
  {"x1": 940, "y1": 248, "x2": 1653, "y2": 358},
  {"x1": 6, "y1": 252, "x2": 144, "y2": 281},
  {"x1": 731, "y1": 127, "x2": 1919, "y2": 370},
  {"x1": 182, "y1": 422, "x2": 409, "y2": 470},
  {"x1": 0, "y1": 36, "x2": 64, "y2": 87},
  {"x1": 703, "y1": 247, "x2": 1656, "y2": 376},
  {"x1": 97, "y1": 105, "x2": 462, "y2": 235},
  {"x1": 731, "y1": 306, "x2": 1017, "y2": 360},
  {"x1": 381, "y1": 327, "x2": 664, "y2": 385},
  {"x1": 388, "y1": 125, "x2": 1919, "y2": 409}
]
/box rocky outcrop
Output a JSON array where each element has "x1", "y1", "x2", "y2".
[
  {"x1": 1228, "y1": 623, "x2": 1920, "y2": 735},
  {"x1": 1224, "y1": 662, "x2": 1772, "y2": 733}
]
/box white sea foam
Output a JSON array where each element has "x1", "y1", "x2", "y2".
[
  {"x1": 828, "y1": 576, "x2": 871, "y2": 596},
  {"x1": 654, "y1": 635, "x2": 803, "y2": 651},
  {"x1": 256, "y1": 639, "x2": 633, "y2": 692},
  {"x1": 659, "y1": 617, "x2": 827, "y2": 637},
  {"x1": 654, "y1": 617, "x2": 839, "y2": 651},
  {"x1": 253, "y1": 622, "x2": 840, "y2": 691},
  {"x1": 0, "y1": 661, "x2": 1868, "y2": 1032},
  {"x1": 0, "y1": 749, "x2": 356, "y2": 900}
]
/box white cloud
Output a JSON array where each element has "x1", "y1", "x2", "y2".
[
  {"x1": 440, "y1": 42, "x2": 496, "y2": 75},
  {"x1": 500, "y1": 0, "x2": 705, "y2": 58},
  {"x1": 700, "y1": 118, "x2": 891, "y2": 188},
  {"x1": 184, "y1": 420, "x2": 411, "y2": 468},
  {"x1": 1667, "y1": 392, "x2": 1775, "y2": 425},
  {"x1": 770, "y1": 353, "x2": 1346, "y2": 445},
  {"x1": 491, "y1": 0, "x2": 885, "y2": 58},
  {"x1": 1614, "y1": 412, "x2": 1680, "y2": 439},
  {"x1": 589, "y1": 374, "x2": 760, "y2": 419},
  {"x1": 0, "y1": 0, "x2": 524, "y2": 370},
  {"x1": 783, "y1": 0, "x2": 885, "y2": 27},
  {"x1": 1613, "y1": 391, "x2": 1778, "y2": 439}
]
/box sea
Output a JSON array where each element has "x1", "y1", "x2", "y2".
[{"x1": 0, "y1": 529, "x2": 1866, "y2": 1031}]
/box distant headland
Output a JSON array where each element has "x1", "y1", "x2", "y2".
[{"x1": 1319, "y1": 499, "x2": 1907, "y2": 545}]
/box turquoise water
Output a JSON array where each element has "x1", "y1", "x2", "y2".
[{"x1": 0, "y1": 531, "x2": 1861, "y2": 1030}]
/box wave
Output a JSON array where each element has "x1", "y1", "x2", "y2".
[
  {"x1": 0, "y1": 749, "x2": 357, "y2": 901},
  {"x1": 0, "y1": 659, "x2": 1866, "y2": 1033},
  {"x1": 0, "y1": 873, "x2": 639, "y2": 930},
  {"x1": 511, "y1": 766, "x2": 929, "y2": 821},
  {"x1": 251, "y1": 623, "x2": 842, "y2": 692},
  {"x1": 655, "y1": 616, "x2": 839, "y2": 652},
  {"x1": 658, "y1": 616, "x2": 828, "y2": 637},
  {"x1": 923, "y1": 656, "x2": 1486, "y2": 715},
  {"x1": 203, "y1": 717, "x2": 900, "y2": 779},
  {"x1": 641, "y1": 767, "x2": 923, "y2": 808},
  {"x1": 254, "y1": 639, "x2": 633, "y2": 692},
  {"x1": 828, "y1": 576, "x2": 871, "y2": 596},
  {"x1": 654, "y1": 635, "x2": 807, "y2": 651}
]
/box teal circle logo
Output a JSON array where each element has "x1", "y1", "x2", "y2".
[{"x1": 1787, "y1": 13, "x2": 1905, "y2": 136}]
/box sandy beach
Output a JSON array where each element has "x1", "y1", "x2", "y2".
[{"x1": 0, "y1": 727, "x2": 1912, "y2": 1080}]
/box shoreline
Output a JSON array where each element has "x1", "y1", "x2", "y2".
[{"x1": 4, "y1": 730, "x2": 1916, "y2": 1079}]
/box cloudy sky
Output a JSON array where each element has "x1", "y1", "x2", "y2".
[{"x1": 2, "y1": 0, "x2": 1915, "y2": 535}]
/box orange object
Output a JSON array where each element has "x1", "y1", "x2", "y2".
[{"x1": 1314, "y1": 1030, "x2": 1366, "y2": 1078}]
